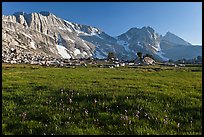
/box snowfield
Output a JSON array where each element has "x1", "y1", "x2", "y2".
[{"x1": 56, "y1": 44, "x2": 71, "y2": 59}]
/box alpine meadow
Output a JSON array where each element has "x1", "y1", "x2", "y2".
[{"x1": 2, "y1": 64, "x2": 202, "y2": 135}]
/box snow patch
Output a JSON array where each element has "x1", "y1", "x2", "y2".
[
  {"x1": 151, "y1": 45, "x2": 161, "y2": 52},
  {"x1": 73, "y1": 48, "x2": 81, "y2": 56},
  {"x1": 56, "y1": 44, "x2": 71, "y2": 59},
  {"x1": 94, "y1": 34, "x2": 103, "y2": 39},
  {"x1": 91, "y1": 27, "x2": 99, "y2": 33},
  {"x1": 151, "y1": 42, "x2": 161, "y2": 52},
  {"x1": 59, "y1": 26, "x2": 72, "y2": 32},
  {"x1": 72, "y1": 25, "x2": 102, "y2": 38},
  {"x1": 75, "y1": 29, "x2": 87, "y2": 35},
  {"x1": 82, "y1": 40, "x2": 90, "y2": 50},
  {"x1": 82, "y1": 51, "x2": 88, "y2": 56},
  {"x1": 64, "y1": 20, "x2": 76, "y2": 29},
  {"x1": 30, "y1": 41, "x2": 36, "y2": 49}
]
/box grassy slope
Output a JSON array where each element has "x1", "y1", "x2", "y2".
[{"x1": 2, "y1": 64, "x2": 202, "y2": 135}]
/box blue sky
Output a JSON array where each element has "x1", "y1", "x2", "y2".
[{"x1": 2, "y1": 2, "x2": 202, "y2": 45}]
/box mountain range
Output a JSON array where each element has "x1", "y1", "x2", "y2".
[{"x1": 2, "y1": 11, "x2": 202, "y2": 61}]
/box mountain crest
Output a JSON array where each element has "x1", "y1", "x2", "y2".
[{"x1": 162, "y1": 31, "x2": 192, "y2": 46}]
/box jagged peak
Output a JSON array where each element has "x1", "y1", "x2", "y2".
[{"x1": 126, "y1": 26, "x2": 155, "y2": 33}]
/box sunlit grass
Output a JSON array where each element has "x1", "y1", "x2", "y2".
[{"x1": 2, "y1": 63, "x2": 202, "y2": 135}]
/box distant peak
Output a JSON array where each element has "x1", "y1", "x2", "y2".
[
  {"x1": 163, "y1": 31, "x2": 192, "y2": 45},
  {"x1": 165, "y1": 31, "x2": 179, "y2": 38},
  {"x1": 166, "y1": 31, "x2": 173, "y2": 35},
  {"x1": 39, "y1": 11, "x2": 51, "y2": 16},
  {"x1": 13, "y1": 11, "x2": 27, "y2": 16}
]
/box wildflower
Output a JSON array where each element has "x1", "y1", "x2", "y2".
[
  {"x1": 120, "y1": 114, "x2": 123, "y2": 120},
  {"x1": 190, "y1": 117, "x2": 193, "y2": 125},
  {"x1": 85, "y1": 109, "x2": 89, "y2": 116},
  {"x1": 148, "y1": 116, "x2": 150, "y2": 120},
  {"x1": 164, "y1": 115, "x2": 168, "y2": 120},
  {"x1": 94, "y1": 98, "x2": 97, "y2": 103},
  {"x1": 139, "y1": 107, "x2": 143, "y2": 111},
  {"x1": 135, "y1": 110, "x2": 140, "y2": 117},
  {"x1": 177, "y1": 123, "x2": 180, "y2": 128},
  {"x1": 164, "y1": 110, "x2": 167, "y2": 112},
  {"x1": 69, "y1": 98, "x2": 72, "y2": 103},
  {"x1": 108, "y1": 108, "x2": 111, "y2": 112},
  {"x1": 125, "y1": 115, "x2": 128, "y2": 121},
  {"x1": 20, "y1": 112, "x2": 27, "y2": 120}
]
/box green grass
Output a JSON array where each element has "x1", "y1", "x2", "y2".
[{"x1": 2, "y1": 63, "x2": 202, "y2": 135}]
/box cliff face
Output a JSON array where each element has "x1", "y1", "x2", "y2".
[{"x1": 2, "y1": 11, "x2": 96, "y2": 62}]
